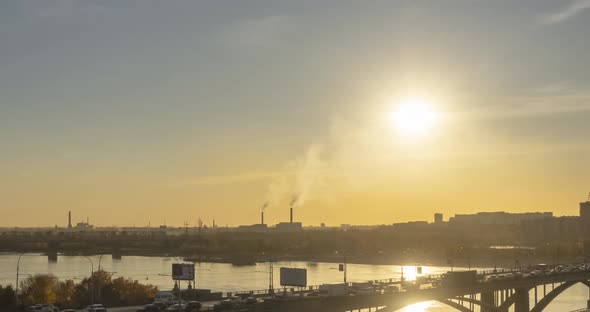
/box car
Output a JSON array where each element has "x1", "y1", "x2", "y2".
[
  {"x1": 60, "y1": 310, "x2": 77, "y2": 312},
  {"x1": 40, "y1": 304, "x2": 59, "y2": 312},
  {"x1": 153, "y1": 302, "x2": 169, "y2": 310},
  {"x1": 26, "y1": 305, "x2": 44, "y2": 312},
  {"x1": 137, "y1": 304, "x2": 161, "y2": 312},
  {"x1": 244, "y1": 297, "x2": 257, "y2": 304},
  {"x1": 165, "y1": 304, "x2": 186, "y2": 311},
  {"x1": 84, "y1": 304, "x2": 107, "y2": 312},
  {"x1": 184, "y1": 301, "x2": 202, "y2": 311}
]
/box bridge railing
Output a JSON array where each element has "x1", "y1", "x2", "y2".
[{"x1": 226, "y1": 264, "x2": 590, "y2": 299}]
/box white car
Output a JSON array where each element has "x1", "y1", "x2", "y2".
[{"x1": 84, "y1": 304, "x2": 107, "y2": 312}]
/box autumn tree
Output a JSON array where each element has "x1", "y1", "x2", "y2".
[{"x1": 19, "y1": 274, "x2": 59, "y2": 305}]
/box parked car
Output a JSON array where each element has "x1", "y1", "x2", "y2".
[
  {"x1": 166, "y1": 303, "x2": 186, "y2": 311},
  {"x1": 60, "y1": 309, "x2": 77, "y2": 312},
  {"x1": 26, "y1": 305, "x2": 44, "y2": 312},
  {"x1": 84, "y1": 304, "x2": 107, "y2": 312},
  {"x1": 40, "y1": 304, "x2": 59, "y2": 312}
]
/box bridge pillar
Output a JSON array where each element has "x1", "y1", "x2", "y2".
[
  {"x1": 47, "y1": 251, "x2": 58, "y2": 262},
  {"x1": 481, "y1": 291, "x2": 495, "y2": 312},
  {"x1": 514, "y1": 287, "x2": 530, "y2": 312}
]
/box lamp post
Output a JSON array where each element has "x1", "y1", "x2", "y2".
[
  {"x1": 82, "y1": 256, "x2": 94, "y2": 307},
  {"x1": 15, "y1": 253, "x2": 25, "y2": 305}
]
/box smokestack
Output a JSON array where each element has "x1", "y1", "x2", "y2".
[
  {"x1": 261, "y1": 211, "x2": 265, "y2": 225},
  {"x1": 68, "y1": 211, "x2": 72, "y2": 229},
  {"x1": 290, "y1": 195, "x2": 297, "y2": 223}
]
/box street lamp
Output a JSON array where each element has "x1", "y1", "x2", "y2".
[
  {"x1": 15, "y1": 253, "x2": 26, "y2": 305},
  {"x1": 82, "y1": 256, "x2": 94, "y2": 307}
]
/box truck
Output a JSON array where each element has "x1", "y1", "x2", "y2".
[
  {"x1": 319, "y1": 283, "x2": 347, "y2": 297},
  {"x1": 442, "y1": 270, "x2": 478, "y2": 287}
]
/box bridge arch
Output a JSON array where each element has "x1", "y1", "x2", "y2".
[
  {"x1": 438, "y1": 299, "x2": 473, "y2": 312},
  {"x1": 530, "y1": 281, "x2": 590, "y2": 312},
  {"x1": 497, "y1": 280, "x2": 590, "y2": 312},
  {"x1": 446, "y1": 296, "x2": 500, "y2": 312},
  {"x1": 376, "y1": 300, "x2": 474, "y2": 312}
]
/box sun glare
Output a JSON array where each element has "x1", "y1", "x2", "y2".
[
  {"x1": 391, "y1": 97, "x2": 437, "y2": 135},
  {"x1": 400, "y1": 302, "x2": 430, "y2": 312}
]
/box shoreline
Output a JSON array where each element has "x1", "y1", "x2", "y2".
[{"x1": 0, "y1": 250, "x2": 576, "y2": 270}]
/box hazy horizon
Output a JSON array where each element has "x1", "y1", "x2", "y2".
[{"x1": 2, "y1": 0, "x2": 590, "y2": 227}]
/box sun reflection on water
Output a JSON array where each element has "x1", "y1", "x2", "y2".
[{"x1": 399, "y1": 302, "x2": 431, "y2": 312}]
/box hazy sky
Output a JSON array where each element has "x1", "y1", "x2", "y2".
[{"x1": 2, "y1": 0, "x2": 590, "y2": 227}]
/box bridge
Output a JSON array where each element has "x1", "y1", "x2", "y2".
[{"x1": 250, "y1": 264, "x2": 590, "y2": 312}]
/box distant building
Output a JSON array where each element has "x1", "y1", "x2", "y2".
[
  {"x1": 522, "y1": 216, "x2": 580, "y2": 243},
  {"x1": 392, "y1": 221, "x2": 429, "y2": 231},
  {"x1": 449, "y1": 212, "x2": 552, "y2": 225},
  {"x1": 237, "y1": 224, "x2": 268, "y2": 232},
  {"x1": 74, "y1": 222, "x2": 93, "y2": 231},
  {"x1": 275, "y1": 222, "x2": 303, "y2": 231},
  {"x1": 434, "y1": 213, "x2": 443, "y2": 224},
  {"x1": 580, "y1": 200, "x2": 590, "y2": 238}
]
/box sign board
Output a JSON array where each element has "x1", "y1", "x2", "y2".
[
  {"x1": 172, "y1": 263, "x2": 195, "y2": 281},
  {"x1": 280, "y1": 267, "x2": 307, "y2": 287},
  {"x1": 416, "y1": 266, "x2": 422, "y2": 275},
  {"x1": 339, "y1": 264, "x2": 344, "y2": 272}
]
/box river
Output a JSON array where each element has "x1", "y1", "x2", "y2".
[{"x1": 0, "y1": 253, "x2": 587, "y2": 311}]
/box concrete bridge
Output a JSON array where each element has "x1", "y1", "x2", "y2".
[{"x1": 260, "y1": 266, "x2": 590, "y2": 312}]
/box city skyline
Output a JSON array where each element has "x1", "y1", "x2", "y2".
[{"x1": 2, "y1": 1, "x2": 590, "y2": 227}]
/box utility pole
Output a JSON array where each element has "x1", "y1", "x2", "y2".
[
  {"x1": 269, "y1": 260, "x2": 274, "y2": 295},
  {"x1": 343, "y1": 255, "x2": 347, "y2": 285}
]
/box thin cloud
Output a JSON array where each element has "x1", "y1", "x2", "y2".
[
  {"x1": 173, "y1": 170, "x2": 293, "y2": 187},
  {"x1": 462, "y1": 83, "x2": 590, "y2": 120},
  {"x1": 540, "y1": 0, "x2": 590, "y2": 25}
]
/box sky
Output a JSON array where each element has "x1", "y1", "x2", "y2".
[{"x1": 1, "y1": 0, "x2": 590, "y2": 227}]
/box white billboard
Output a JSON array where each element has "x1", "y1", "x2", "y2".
[
  {"x1": 280, "y1": 267, "x2": 307, "y2": 287},
  {"x1": 172, "y1": 263, "x2": 195, "y2": 281}
]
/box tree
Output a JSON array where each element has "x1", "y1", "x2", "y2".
[
  {"x1": 0, "y1": 285, "x2": 16, "y2": 307},
  {"x1": 56, "y1": 280, "x2": 75, "y2": 308},
  {"x1": 19, "y1": 274, "x2": 60, "y2": 305}
]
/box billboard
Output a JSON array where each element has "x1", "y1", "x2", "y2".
[
  {"x1": 172, "y1": 263, "x2": 195, "y2": 281},
  {"x1": 280, "y1": 267, "x2": 307, "y2": 287}
]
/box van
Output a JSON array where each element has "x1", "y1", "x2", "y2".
[{"x1": 154, "y1": 291, "x2": 177, "y2": 305}]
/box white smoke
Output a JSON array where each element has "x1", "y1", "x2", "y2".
[{"x1": 264, "y1": 143, "x2": 326, "y2": 210}]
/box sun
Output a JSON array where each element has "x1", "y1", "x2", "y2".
[{"x1": 391, "y1": 97, "x2": 437, "y2": 135}]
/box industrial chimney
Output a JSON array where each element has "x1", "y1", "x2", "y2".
[
  {"x1": 68, "y1": 211, "x2": 72, "y2": 229},
  {"x1": 261, "y1": 211, "x2": 264, "y2": 225},
  {"x1": 290, "y1": 207, "x2": 293, "y2": 223}
]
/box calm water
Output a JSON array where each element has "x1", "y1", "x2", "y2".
[{"x1": 0, "y1": 253, "x2": 587, "y2": 311}]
